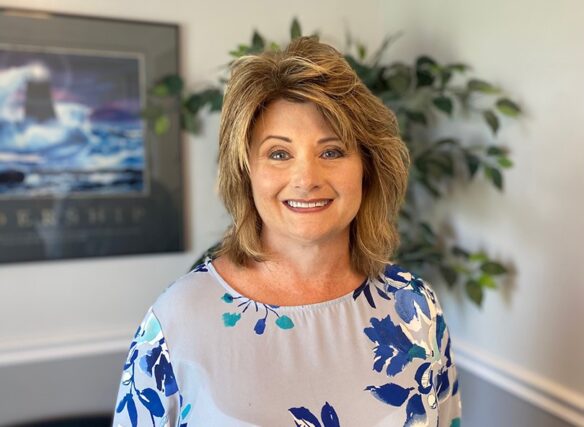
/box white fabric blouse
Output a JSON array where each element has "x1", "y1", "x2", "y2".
[{"x1": 113, "y1": 257, "x2": 462, "y2": 426}]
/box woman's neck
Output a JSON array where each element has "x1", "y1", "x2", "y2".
[{"x1": 213, "y1": 229, "x2": 366, "y2": 306}]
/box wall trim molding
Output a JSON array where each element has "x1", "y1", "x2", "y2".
[
  {"x1": 2, "y1": 330, "x2": 583, "y2": 426},
  {"x1": 0, "y1": 329, "x2": 131, "y2": 368},
  {"x1": 454, "y1": 338, "x2": 584, "y2": 427}
]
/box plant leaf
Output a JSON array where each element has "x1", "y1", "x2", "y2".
[
  {"x1": 229, "y1": 44, "x2": 251, "y2": 58},
  {"x1": 416, "y1": 55, "x2": 438, "y2": 70},
  {"x1": 357, "y1": 43, "x2": 367, "y2": 61},
  {"x1": 465, "y1": 279, "x2": 483, "y2": 306},
  {"x1": 446, "y1": 63, "x2": 470, "y2": 73},
  {"x1": 496, "y1": 98, "x2": 521, "y2": 117},
  {"x1": 420, "y1": 222, "x2": 436, "y2": 242},
  {"x1": 498, "y1": 156, "x2": 514, "y2": 168},
  {"x1": 469, "y1": 252, "x2": 488, "y2": 262},
  {"x1": 440, "y1": 265, "x2": 458, "y2": 287},
  {"x1": 181, "y1": 111, "x2": 199, "y2": 134},
  {"x1": 406, "y1": 110, "x2": 427, "y2": 125},
  {"x1": 484, "y1": 166, "x2": 503, "y2": 190},
  {"x1": 478, "y1": 273, "x2": 497, "y2": 289},
  {"x1": 480, "y1": 261, "x2": 507, "y2": 275},
  {"x1": 154, "y1": 115, "x2": 170, "y2": 135},
  {"x1": 433, "y1": 96, "x2": 453, "y2": 115},
  {"x1": 483, "y1": 110, "x2": 499, "y2": 134},
  {"x1": 464, "y1": 152, "x2": 481, "y2": 178},
  {"x1": 162, "y1": 75, "x2": 184, "y2": 95},
  {"x1": 416, "y1": 56, "x2": 436, "y2": 88},
  {"x1": 386, "y1": 65, "x2": 412, "y2": 96},
  {"x1": 251, "y1": 30, "x2": 265, "y2": 52},
  {"x1": 467, "y1": 79, "x2": 499, "y2": 94},
  {"x1": 371, "y1": 32, "x2": 403, "y2": 66},
  {"x1": 452, "y1": 246, "x2": 470, "y2": 258},
  {"x1": 415, "y1": 55, "x2": 437, "y2": 87},
  {"x1": 440, "y1": 69, "x2": 453, "y2": 88},
  {"x1": 486, "y1": 145, "x2": 506, "y2": 156},
  {"x1": 290, "y1": 17, "x2": 302, "y2": 39},
  {"x1": 151, "y1": 83, "x2": 168, "y2": 97}
]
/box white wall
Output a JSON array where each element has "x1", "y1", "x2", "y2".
[
  {"x1": 380, "y1": 0, "x2": 584, "y2": 424},
  {"x1": 0, "y1": 0, "x2": 387, "y2": 424}
]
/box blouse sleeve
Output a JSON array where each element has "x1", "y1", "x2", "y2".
[
  {"x1": 435, "y1": 314, "x2": 462, "y2": 427},
  {"x1": 113, "y1": 308, "x2": 186, "y2": 427}
]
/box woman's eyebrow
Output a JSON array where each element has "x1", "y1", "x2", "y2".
[
  {"x1": 260, "y1": 135, "x2": 292, "y2": 145},
  {"x1": 259, "y1": 135, "x2": 341, "y2": 145}
]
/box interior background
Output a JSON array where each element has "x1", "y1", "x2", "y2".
[{"x1": 0, "y1": 0, "x2": 582, "y2": 425}]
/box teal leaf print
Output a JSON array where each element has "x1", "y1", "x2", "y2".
[
  {"x1": 221, "y1": 293, "x2": 234, "y2": 303},
  {"x1": 223, "y1": 312, "x2": 241, "y2": 327},
  {"x1": 276, "y1": 315, "x2": 294, "y2": 329},
  {"x1": 408, "y1": 344, "x2": 427, "y2": 360},
  {"x1": 181, "y1": 402, "x2": 192, "y2": 419},
  {"x1": 451, "y1": 418, "x2": 461, "y2": 427},
  {"x1": 220, "y1": 292, "x2": 294, "y2": 334}
]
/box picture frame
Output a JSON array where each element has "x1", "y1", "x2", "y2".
[{"x1": 0, "y1": 8, "x2": 184, "y2": 263}]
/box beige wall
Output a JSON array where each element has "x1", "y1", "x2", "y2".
[{"x1": 380, "y1": 1, "x2": 584, "y2": 424}]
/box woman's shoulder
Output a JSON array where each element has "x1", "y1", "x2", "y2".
[
  {"x1": 373, "y1": 262, "x2": 445, "y2": 322},
  {"x1": 151, "y1": 257, "x2": 218, "y2": 318}
]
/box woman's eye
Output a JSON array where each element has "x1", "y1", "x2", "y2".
[
  {"x1": 268, "y1": 150, "x2": 290, "y2": 160},
  {"x1": 321, "y1": 149, "x2": 344, "y2": 159}
]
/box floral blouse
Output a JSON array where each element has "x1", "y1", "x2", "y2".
[{"x1": 113, "y1": 257, "x2": 462, "y2": 426}]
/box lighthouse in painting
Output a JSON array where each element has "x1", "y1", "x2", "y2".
[{"x1": 24, "y1": 79, "x2": 57, "y2": 122}]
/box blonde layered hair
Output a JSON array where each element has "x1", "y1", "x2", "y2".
[{"x1": 216, "y1": 36, "x2": 410, "y2": 278}]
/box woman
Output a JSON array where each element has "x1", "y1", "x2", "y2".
[{"x1": 113, "y1": 36, "x2": 461, "y2": 426}]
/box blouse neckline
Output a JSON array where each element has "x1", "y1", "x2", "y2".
[{"x1": 204, "y1": 257, "x2": 369, "y2": 312}]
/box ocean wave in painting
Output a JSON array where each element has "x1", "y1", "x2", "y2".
[{"x1": 0, "y1": 53, "x2": 145, "y2": 198}]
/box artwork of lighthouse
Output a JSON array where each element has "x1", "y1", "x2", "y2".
[{"x1": 0, "y1": 46, "x2": 145, "y2": 198}]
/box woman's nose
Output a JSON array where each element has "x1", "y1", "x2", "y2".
[{"x1": 291, "y1": 156, "x2": 323, "y2": 191}]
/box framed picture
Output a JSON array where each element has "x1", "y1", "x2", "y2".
[{"x1": 0, "y1": 9, "x2": 184, "y2": 263}]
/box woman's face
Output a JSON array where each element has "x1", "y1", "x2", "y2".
[{"x1": 248, "y1": 99, "x2": 363, "y2": 249}]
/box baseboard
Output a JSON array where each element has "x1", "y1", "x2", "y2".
[
  {"x1": 453, "y1": 338, "x2": 584, "y2": 427},
  {"x1": 1, "y1": 329, "x2": 583, "y2": 426}
]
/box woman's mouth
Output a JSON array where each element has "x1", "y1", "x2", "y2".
[{"x1": 283, "y1": 199, "x2": 333, "y2": 211}]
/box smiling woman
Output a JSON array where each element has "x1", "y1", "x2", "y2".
[{"x1": 113, "y1": 36, "x2": 462, "y2": 426}]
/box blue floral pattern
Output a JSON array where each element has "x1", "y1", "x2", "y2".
[
  {"x1": 113, "y1": 261, "x2": 460, "y2": 425},
  {"x1": 363, "y1": 267, "x2": 461, "y2": 426},
  {"x1": 114, "y1": 309, "x2": 191, "y2": 426},
  {"x1": 289, "y1": 401, "x2": 341, "y2": 427}
]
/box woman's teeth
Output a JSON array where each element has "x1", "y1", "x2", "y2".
[{"x1": 286, "y1": 200, "x2": 330, "y2": 208}]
